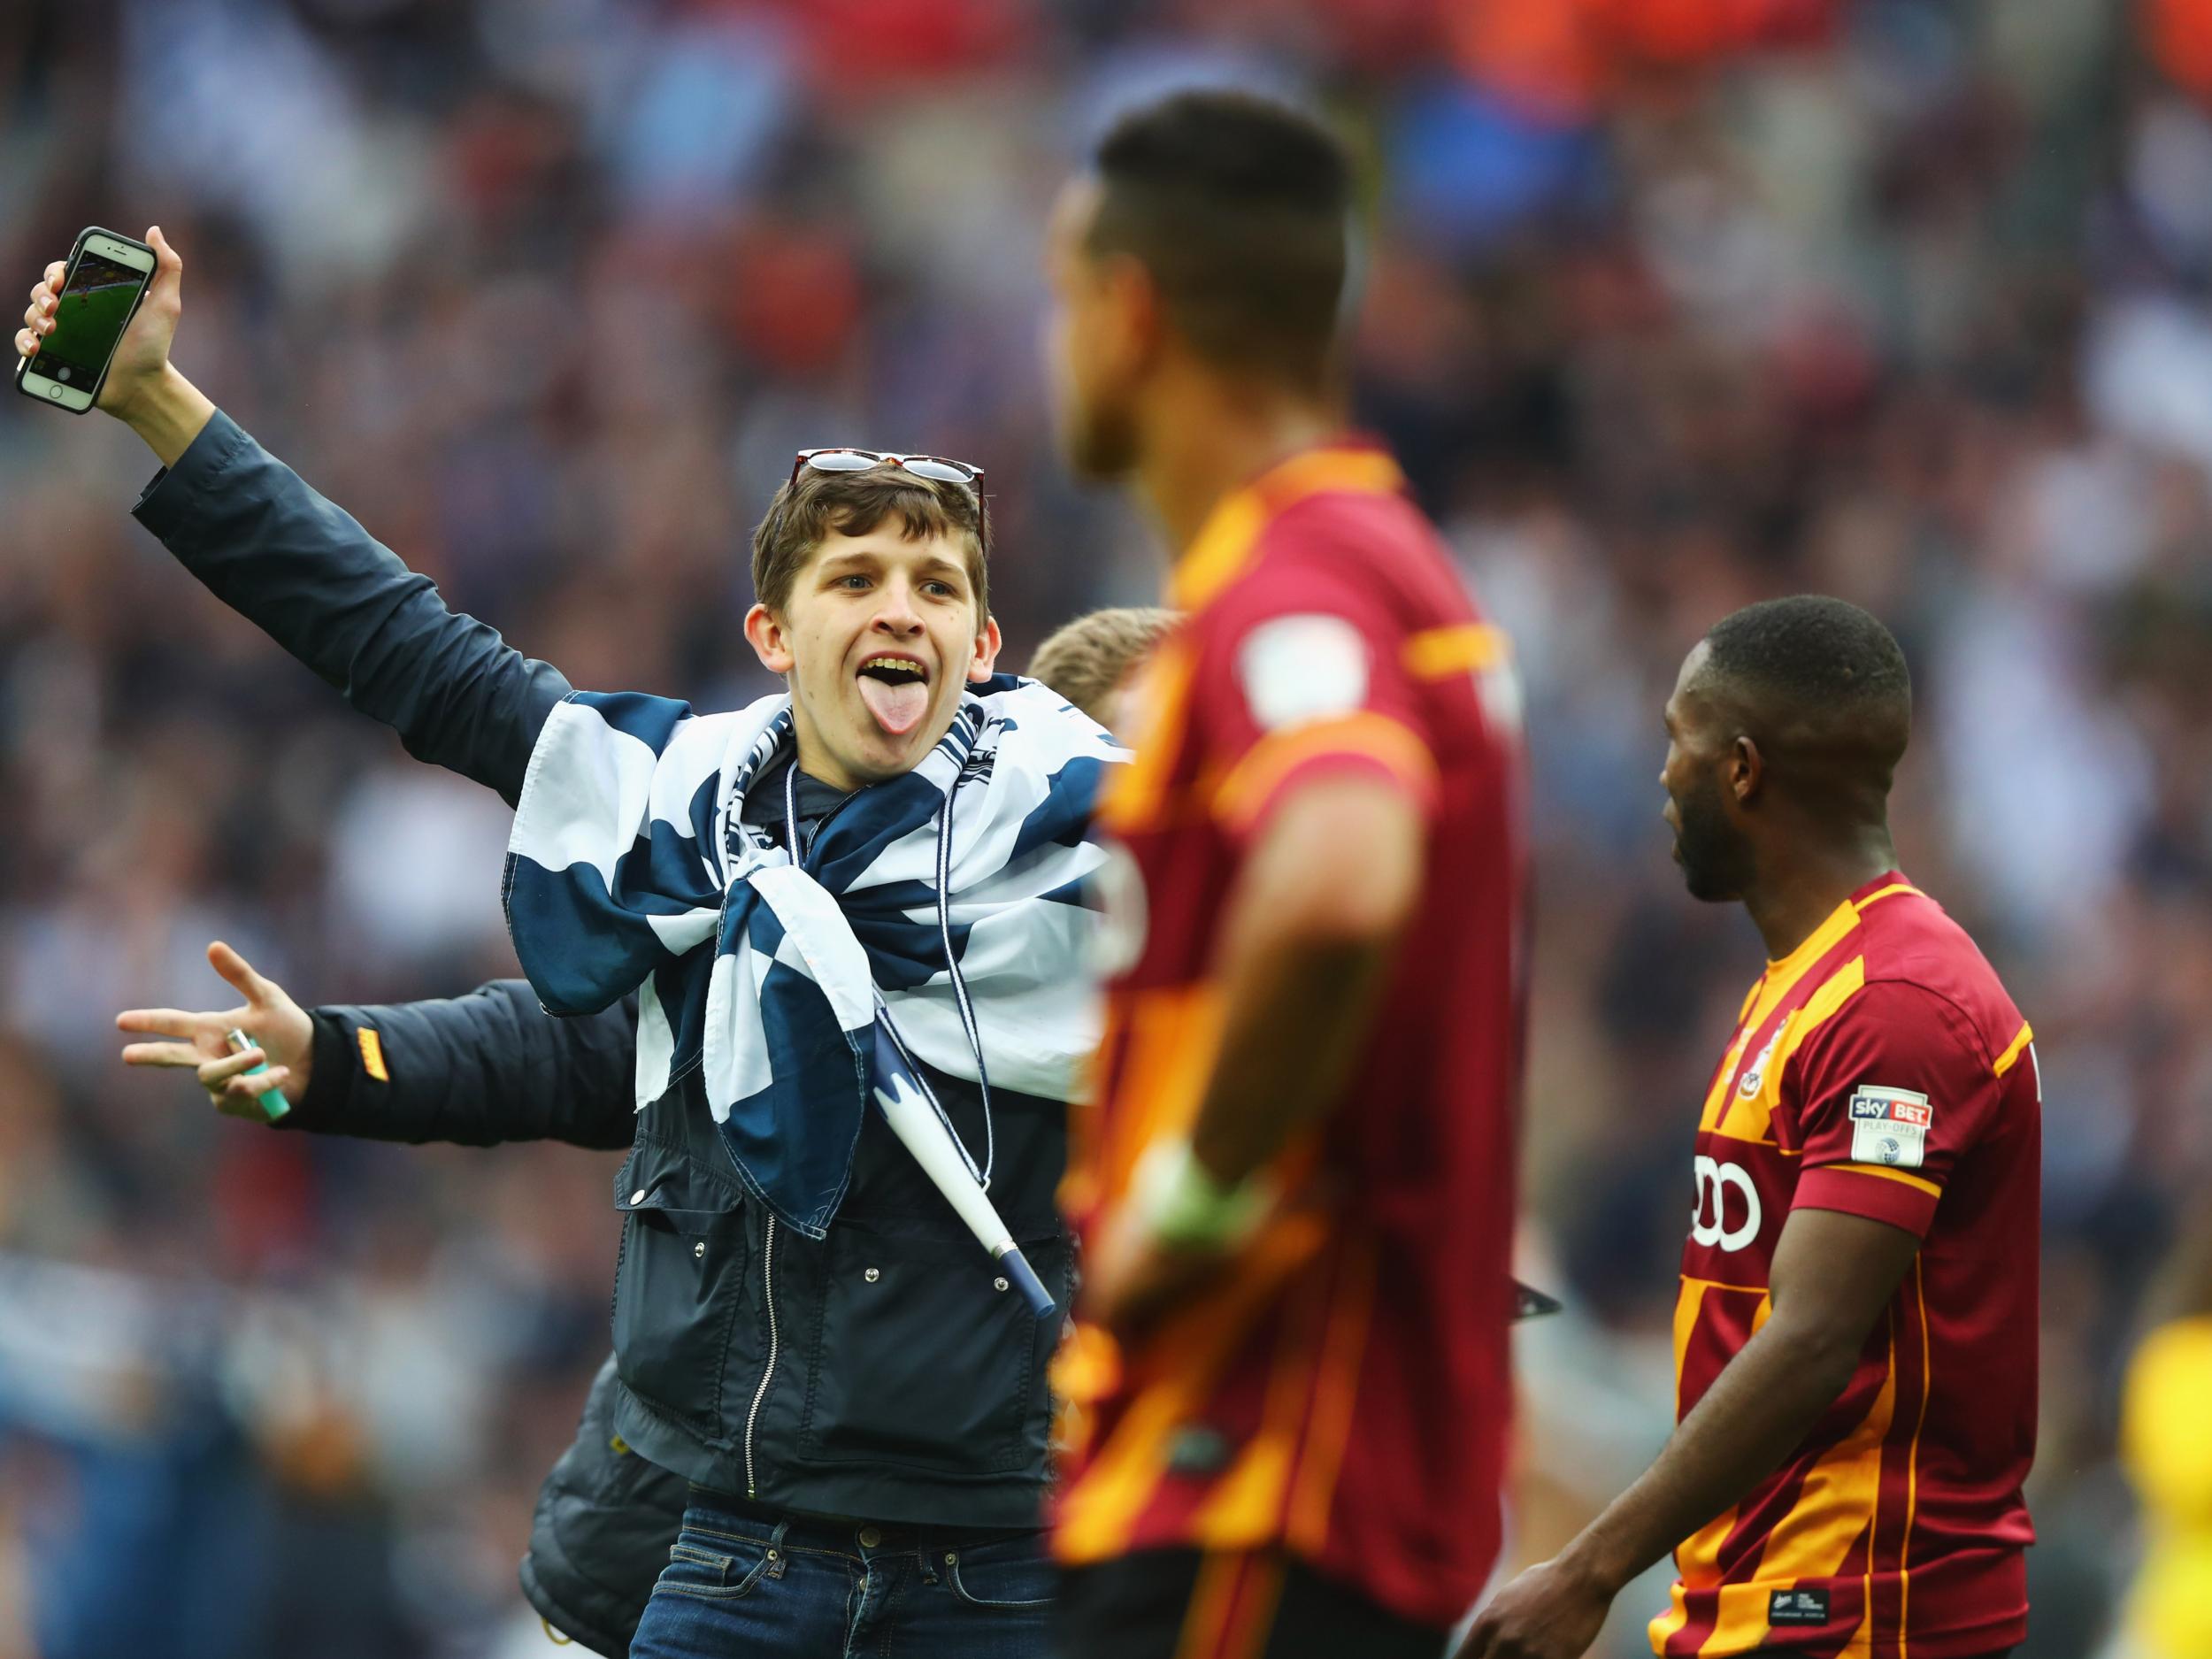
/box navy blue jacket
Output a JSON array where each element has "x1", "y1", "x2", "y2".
[
  {"x1": 288, "y1": 985, "x2": 669, "y2": 1656},
  {"x1": 134, "y1": 412, "x2": 1071, "y2": 1531}
]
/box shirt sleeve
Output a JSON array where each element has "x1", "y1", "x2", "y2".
[
  {"x1": 1194, "y1": 562, "x2": 1439, "y2": 844},
  {"x1": 1786, "y1": 979, "x2": 2005, "y2": 1239}
]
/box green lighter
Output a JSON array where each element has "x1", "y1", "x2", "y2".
[{"x1": 224, "y1": 1027, "x2": 291, "y2": 1122}]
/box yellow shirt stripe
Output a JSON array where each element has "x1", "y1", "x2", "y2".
[
  {"x1": 1748, "y1": 1327, "x2": 1900, "y2": 1619},
  {"x1": 1171, "y1": 449, "x2": 1407, "y2": 612},
  {"x1": 1402, "y1": 623, "x2": 1510, "y2": 680},
  {"x1": 1053, "y1": 1216, "x2": 1326, "y2": 1563},
  {"x1": 1210, "y1": 711, "x2": 1437, "y2": 832},
  {"x1": 1742, "y1": 900, "x2": 1863, "y2": 1041},
  {"x1": 1713, "y1": 957, "x2": 1867, "y2": 1143},
  {"x1": 1827, "y1": 1163, "x2": 1942, "y2": 1199},
  {"x1": 1991, "y1": 1023, "x2": 2034, "y2": 1078},
  {"x1": 1283, "y1": 1231, "x2": 1379, "y2": 1554},
  {"x1": 1854, "y1": 883, "x2": 1924, "y2": 911},
  {"x1": 1899, "y1": 1260, "x2": 1935, "y2": 1658},
  {"x1": 1100, "y1": 635, "x2": 1198, "y2": 836}
]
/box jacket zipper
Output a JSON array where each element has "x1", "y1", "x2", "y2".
[
  {"x1": 736, "y1": 774, "x2": 849, "y2": 1497},
  {"x1": 742, "y1": 1215, "x2": 779, "y2": 1498}
]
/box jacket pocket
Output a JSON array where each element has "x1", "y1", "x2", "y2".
[
  {"x1": 795, "y1": 1220, "x2": 1070, "y2": 1477},
  {"x1": 611, "y1": 1139, "x2": 754, "y2": 1439}
]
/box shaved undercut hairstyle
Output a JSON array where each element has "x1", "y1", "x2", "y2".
[
  {"x1": 1089, "y1": 88, "x2": 1354, "y2": 390},
  {"x1": 1700, "y1": 595, "x2": 1913, "y2": 795}
]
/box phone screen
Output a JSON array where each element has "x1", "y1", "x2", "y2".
[{"x1": 35, "y1": 250, "x2": 150, "y2": 388}]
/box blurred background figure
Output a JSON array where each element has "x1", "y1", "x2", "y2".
[
  {"x1": 1, "y1": 2, "x2": 2208, "y2": 1655},
  {"x1": 2116, "y1": 1211, "x2": 2212, "y2": 1659}
]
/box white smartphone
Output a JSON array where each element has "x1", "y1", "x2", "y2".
[{"x1": 14, "y1": 227, "x2": 157, "y2": 414}]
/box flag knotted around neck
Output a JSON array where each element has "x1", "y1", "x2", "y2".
[{"x1": 503, "y1": 674, "x2": 1123, "y2": 1238}]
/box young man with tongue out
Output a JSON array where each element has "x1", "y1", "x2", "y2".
[
  {"x1": 20, "y1": 236, "x2": 1117, "y2": 1659},
  {"x1": 749, "y1": 449, "x2": 1002, "y2": 780}
]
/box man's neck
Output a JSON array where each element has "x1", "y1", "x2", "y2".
[
  {"x1": 789, "y1": 735, "x2": 866, "y2": 795},
  {"x1": 1740, "y1": 831, "x2": 1901, "y2": 962},
  {"x1": 1133, "y1": 373, "x2": 1343, "y2": 556}
]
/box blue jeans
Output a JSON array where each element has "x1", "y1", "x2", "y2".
[{"x1": 628, "y1": 1488, "x2": 1054, "y2": 1659}]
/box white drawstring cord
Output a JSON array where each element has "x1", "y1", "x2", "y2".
[{"x1": 934, "y1": 784, "x2": 995, "y2": 1187}]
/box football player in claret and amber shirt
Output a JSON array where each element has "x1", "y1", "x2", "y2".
[
  {"x1": 1462, "y1": 596, "x2": 2038, "y2": 1659},
  {"x1": 1041, "y1": 89, "x2": 1528, "y2": 1659}
]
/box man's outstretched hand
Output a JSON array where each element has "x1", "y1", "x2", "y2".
[
  {"x1": 1454, "y1": 1557, "x2": 1617, "y2": 1659},
  {"x1": 118, "y1": 941, "x2": 313, "y2": 1119},
  {"x1": 17, "y1": 226, "x2": 211, "y2": 463}
]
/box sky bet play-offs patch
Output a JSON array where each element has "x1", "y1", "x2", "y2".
[{"x1": 1848, "y1": 1085, "x2": 1932, "y2": 1169}]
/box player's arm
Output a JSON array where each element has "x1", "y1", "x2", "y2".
[
  {"x1": 1185, "y1": 776, "x2": 1422, "y2": 1182},
  {"x1": 18, "y1": 237, "x2": 567, "y2": 804},
  {"x1": 119, "y1": 942, "x2": 637, "y2": 1148},
  {"x1": 1085, "y1": 772, "x2": 1421, "y2": 1334},
  {"x1": 1455, "y1": 1210, "x2": 1921, "y2": 1659},
  {"x1": 1085, "y1": 584, "x2": 1438, "y2": 1334}
]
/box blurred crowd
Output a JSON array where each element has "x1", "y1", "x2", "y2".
[{"x1": 2, "y1": 2, "x2": 2208, "y2": 1655}]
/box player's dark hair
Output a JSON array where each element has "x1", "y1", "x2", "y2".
[
  {"x1": 1703, "y1": 596, "x2": 1911, "y2": 714},
  {"x1": 1699, "y1": 595, "x2": 1913, "y2": 795},
  {"x1": 1088, "y1": 88, "x2": 1353, "y2": 390}
]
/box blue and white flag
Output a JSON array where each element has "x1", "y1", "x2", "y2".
[{"x1": 503, "y1": 674, "x2": 1121, "y2": 1240}]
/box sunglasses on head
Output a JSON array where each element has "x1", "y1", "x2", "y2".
[
  {"x1": 787, "y1": 447, "x2": 991, "y2": 557},
  {"x1": 788, "y1": 448, "x2": 984, "y2": 490}
]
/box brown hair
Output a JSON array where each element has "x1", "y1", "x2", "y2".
[
  {"x1": 1025, "y1": 606, "x2": 1179, "y2": 725},
  {"x1": 750, "y1": 465, "x2": 989, "y2": 618}
]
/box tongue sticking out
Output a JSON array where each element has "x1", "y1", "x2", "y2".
[{"x1": 858, "y1": 673, "x2": 930, "y2": 736}]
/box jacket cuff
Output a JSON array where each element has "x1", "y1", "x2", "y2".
[
  {"x1": 131, "y1": 407, "x2": 250, "y2": 542},
  {"x1": 273, "y1": 1008, "x2": 367, "y2": 1133}
]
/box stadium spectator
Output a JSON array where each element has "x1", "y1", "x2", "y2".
[
  {"x1": 103, "y1": 603, "x2": 1184, "y2": 1656},
  {"x1": 22, "y1": 226, "x2": 1123, "y2": 1658},
  {"x1": 1025, "y1": 604, "x2": 1178, "y2": 736}
]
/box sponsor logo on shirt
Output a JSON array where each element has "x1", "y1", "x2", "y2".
[
  {"x1": 1768, "y1": 1587, "x2": 1831, "y2": 1626},
  {"x1": 1847, "y1": 1084, "x2": 1932, "y2": 1168},
  {"x1": 1691, "y1": 1155, "x2": 1762, "y2": 1253}
]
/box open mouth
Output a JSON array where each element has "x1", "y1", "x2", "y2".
[{"x1": 856, "y1": 654, "x2": 932, "y2": 736}]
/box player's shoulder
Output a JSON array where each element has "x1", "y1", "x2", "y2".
[
  {"x1": 1841, "y1": 886, "x2": 2026, "y2": 1067},
  {"x1": 1254, "y1": 479, "x2": 1450, "y2": 580},
  {"x1": 1207, "y1": 485, "x2": 1475, "y2": 648}
]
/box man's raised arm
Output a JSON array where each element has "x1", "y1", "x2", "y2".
[{"x1": 18, "y1": 230, "x2": 567, "y2": 803}]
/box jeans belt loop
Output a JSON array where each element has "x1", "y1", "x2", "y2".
[{"x1": 765, "y1": 1517, "x2": 791, "y2": 1579}]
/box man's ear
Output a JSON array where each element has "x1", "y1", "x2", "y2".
[
  {"x1": 1730, "y1": 734, "x2": 1764, "y2": 805},
  {"x1": 744, "y1": 603, "x2": 795, "y2": 675},
  {"x1": 1103, "y1": 254, "x2": 1164, "y2": 375},
  {"x1": 966, "y1": 614, "x2": 1004, "y2": 684}
]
